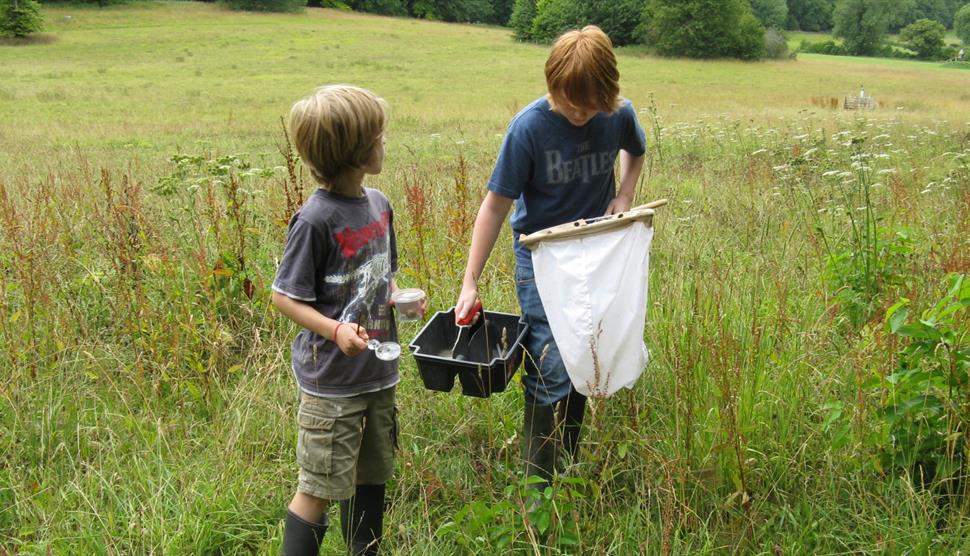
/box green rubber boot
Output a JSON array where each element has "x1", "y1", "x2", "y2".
[
  {"x1": 557, "y1": 388, "x2": 587, "y2": 472},
  {"x1": 523, "y1": 402, "x2": 557, "y2": 487}
]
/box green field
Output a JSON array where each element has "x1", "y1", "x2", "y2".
[{"x1": 3, "y1": 3, "x2": 970, "y2": 554}]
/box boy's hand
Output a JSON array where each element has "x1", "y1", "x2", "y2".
[
  {"x1": 388, "y1": 282, "x2": 429, "y2": 319},
  {"x1": 455, "y1": 286, "x2": 481, "y2": 325},
  {"x1": 605, "y1": 192, "x2": 633, "y2": 215},
  {"x1": 335, "y1": 323, "x2": 370, "y2": 356}
]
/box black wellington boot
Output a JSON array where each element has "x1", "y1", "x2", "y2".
[
  {"x1": 557, "y1": 387, "x2": 587, "y2": 472},
  {"x1": 523, "y1": 402, "x2": 557, "y2": 487},
  {"x1": 339, "y1": 484, "x2": 385, "y2": 556},
  {"x1": 282, "y1": 509, "x2": 328, "y2": 556}
]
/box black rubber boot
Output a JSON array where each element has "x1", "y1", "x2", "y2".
[
  {"x1": 339, "y1": 484, "x2": 385, "y2": 556},
  {"x1": 523, "y1": 402, "x2": 557, "y2": 487},
  {"x1": 557, "y1": 387, "x2": 587, "y2": 471},
  {"x1": 282, "y1": 509, "x2": 328, "y2": 556}
]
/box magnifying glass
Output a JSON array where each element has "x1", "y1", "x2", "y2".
[{"x1": 367, "y1": 339, "x2": 401, "y2": 361}]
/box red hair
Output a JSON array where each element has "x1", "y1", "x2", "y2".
[{"x1": 545, "y1": 25, "x2": 622, "y2": 114}]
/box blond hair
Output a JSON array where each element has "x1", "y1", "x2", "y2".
[
  {"x1": 545, "y1": 25, "x2": 622, "y2": 114},
  {"x1": 289, "y1": 85, "x2": 387, "y2": 186}
]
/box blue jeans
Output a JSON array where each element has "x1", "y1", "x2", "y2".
[{"x1": 515, "y1": 249, "x2": 572, "y2": 406}]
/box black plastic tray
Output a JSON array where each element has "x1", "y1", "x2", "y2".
[{"x1": 408, "y1": 309, "x2": 528, "y2": 398}]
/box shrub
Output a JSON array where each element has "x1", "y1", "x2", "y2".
[
  {"x1": 872, "y1": 275, "x2": 970, "y2": 486},
  {"x1": 900, "y1": 18, "x2": 946, "y2": 60},
  {"x1": 642, "y1": 0, "x2": 766, "y2": 60},
  {"x1": 833, "y1": 0, "x2": 893, "y2": 56},
  {"x1": 764, "y1": 27, "x2": 789, "y2": 59},
  {"x1": 509, "y1": 0, "x2": 536, "y2": 41},
  {"x1": 799, "y1": 38, "x2": 849, "y2": 55},
  {"x1": 0, "y1": 0, "x2": 43, "y2": 37},
  {"x1": 529, "y1": 0, "x2": 584, "y2": 43}
]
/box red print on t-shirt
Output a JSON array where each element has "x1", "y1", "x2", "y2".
[{"x1": 334, "y1": 211, "x2": 390, "y2": 258}]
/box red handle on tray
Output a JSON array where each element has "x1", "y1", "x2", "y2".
[{"x1": 457, "y1": 300, "x2": 483, "y2": 326}]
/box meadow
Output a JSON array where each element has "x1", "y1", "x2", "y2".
[{"x1": 2, "y1": 2, "x2": 970, "y2": 553}]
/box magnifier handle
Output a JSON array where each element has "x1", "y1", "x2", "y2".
[{"x1": 457, "y1": 300, "x2": 483, "y2": 327}]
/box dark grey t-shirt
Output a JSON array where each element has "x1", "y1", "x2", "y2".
[{"x1": 272, "y1": 187, "x2": 399, "y2": 397}]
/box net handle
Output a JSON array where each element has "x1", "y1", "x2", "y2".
[{"x1": 519, "y1": 198, "x2": 667, "y2": 249}]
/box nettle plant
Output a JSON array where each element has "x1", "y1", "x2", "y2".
[
  {"x1": 436, "y1": 476, "x2": 584, "y2": 552},
  {"x1": 870, "y1": 274, "x2": 970, "y2": 488}
]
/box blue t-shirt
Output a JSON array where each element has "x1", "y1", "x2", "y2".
[{"x1": 487, "y1": 96, "x2": 647, "y2": 238}]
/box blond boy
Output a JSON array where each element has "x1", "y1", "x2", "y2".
[{"x1": 273, "y1": 84, "x2": 421, "y2": 556}]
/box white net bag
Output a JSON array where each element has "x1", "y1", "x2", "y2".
[{"x1": 521, "y1": 205, "x2": 658, "y2": 398}]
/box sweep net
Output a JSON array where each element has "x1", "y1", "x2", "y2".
[{"x1": 530, "y1": 219, "x2": 653, "y2": 398}]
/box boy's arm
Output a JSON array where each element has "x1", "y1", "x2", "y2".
[
  {"x1": 271, "y1": 291, "x2": 369, "y2": 356},
  {"x1": 456, "y1": 191, "x2": 514, "y2": 322},
  {"x1": 606, "y1": 150, "x2": 645, "y2": 215}
]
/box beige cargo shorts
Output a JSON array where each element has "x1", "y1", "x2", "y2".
[{"x1": 296, "y1": 386, "x2": 397, "y2": 501}]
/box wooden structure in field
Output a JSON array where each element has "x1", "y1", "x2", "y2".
[{"x1": 844, "y1": 95, "x2": 876, "y2": 110}]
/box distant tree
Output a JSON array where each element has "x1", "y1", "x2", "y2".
[
  {"x1": 0, "y1": 0, "x2": 43, "y2": 37},
  {"x1": 512, "y1": 0, "x2": 642, "y2": 45},
  {"x1": 434, "y1": 0, "x2": 493, "y2": 22},
  {"x1": 945, "y1": 0, "x2": 965, "y2": 26},
  {"x1": 751, "y1": 0, "x2": 788, "y2": 29},
  {"x1": 642, "y1": 0, "x2": 766, "y2": 60},
  {"x1": 786, "y1": 0, "x2": 834, "y2": 31},
  {"x1": 350, "y1": 0, "x2": 406, "y2": 16},
  {"x1": 833, "y1": 0, "x2": 893, "y2": 55},
  {"x1": 900, "y1": 18, "x2": 946, "y2": 58},
  {"x1": 509, "y1": 0, "x2": 537, "y2": 40},
  {"x1": 586, "y1": 0, "x2": 642, "y2": 46},
  {"x1": 529, "y1": 0, "x2": 584, "y2": 43},
  {"x1": 889, "y1": 0, "x2": 950, "y2": 32},
  {"x1": 955, "y1": 4, "x2": 970, "y2": 45},
  {"x1": 489, "y1": 0, "x2": 515, "y2": 25}
]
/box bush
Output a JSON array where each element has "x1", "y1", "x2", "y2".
[
  {"x1": 900, "y1": 18, "x2": 945, "y2": 60},
  {"x1": 764, "y1": 27, "x2": 789, "y2": 59},
  {"x1": 586, "y1": 0, "x2": 642, "y2": 47},
  {"x1": 799, "y1": 38, "x2": 849, "y2": 55},
  {"x1": 529, "y1": 0, "x2": 584, "y2": 43},
  {"x1": 833, "y1": 0, "x2": 893, "y2": 56},
  {"x1": 509, "y1": 0, "x2": 536, "y2": 40},
  {"x1": 955, "y1": 4, "x2": 970, "y2": 46},
  {"x1": 0, "y1": 0, "x2": 44, "y2": 38},
  {"x1": 642, "y1": 0, "x2": 765, "y2": 60}
]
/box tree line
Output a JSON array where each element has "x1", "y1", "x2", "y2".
[{"x1": 4, "y1": 0, "x2": 970, "y2": 62}]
